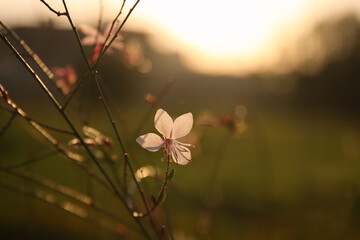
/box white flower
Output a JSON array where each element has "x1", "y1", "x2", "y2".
[{"x1": 136, "y1": 109, "x2": 194, "y2": 165}]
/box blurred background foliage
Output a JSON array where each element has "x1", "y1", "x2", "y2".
[{"x1": 1, "y1": 10, "x2": 360, "y2": 240}]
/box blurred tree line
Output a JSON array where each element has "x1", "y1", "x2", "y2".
[
  {"x1": 1, "y1": 14, "x2": 360, "y2": 115},
  {"x1": 293, "y1": 14, "x2": 360, "y2": 113}
]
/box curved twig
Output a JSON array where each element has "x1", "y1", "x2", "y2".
[
  {"x1": 134, "y1": 155, "x2": 171, "y2": 219},
  {"x1": 40, "y1": 0, "x2": 66, "y2": 16},
  {"x1": 60, "y1": 0, "x2": 157, "y2": 237},
  {"x1": 0, "y1": 110, "x2": 16, "y2": 137},
  {"x1": 0, "y1": 150, "x2": 58, "y2": 170},
  {"x1": 0, "y1": 180, "x2": 129, "y2": 238}
]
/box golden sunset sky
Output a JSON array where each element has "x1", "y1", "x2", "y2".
[{"x1": 1, "y1": 0, "x2": 360, "y2": 76}]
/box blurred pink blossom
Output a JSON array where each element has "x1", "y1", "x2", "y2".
[
  {"x1": 197, "y1": 105, "x2": 247, "y2": 136},
  {"x1": 122, "y1": 38, "x2": 152, "y2": 73},
  {"x1": 78, "y1": 23, "x2": 124, "y2": 64},
  {"x1": 52, "y1": 64, "x2": 77, "y2": 95}
]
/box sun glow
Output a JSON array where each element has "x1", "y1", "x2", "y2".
[
  {"x1": 130, "y1": 0, "x2": 360, "y2": 75},
  {"x1": 147, "y1": 0, "x2": 304, "y2": 57},
  {"x1": 2, "y1": 0, "x2": 360, "y2": 76},
  {"x1": 129, "y1": 0, "x2": 308, "y2": 74}
]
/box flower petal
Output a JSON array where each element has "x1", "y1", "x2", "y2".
[
  {"x1": 111, "y1": 41, "x2": 124, "y2": 51},
  {"x1": 154, "y1": 109, "x2": 173, "y2": 138},
  {"x1": 171, "y1": 112, "x2": 193, "y2": 139},
  {"x1": 136, "y1": 133, "x2": 164, "y2": 152},
  {"x1": 170, "y1": 144, "x2": 191, "y2": 165},
  {"x1": 52, "y1": 67, "x2": 66, "y2": 78},
  {"x1": 81, "y1": 35, "x2": 98, "y2": 46},
  {"x1": 78, "y1": 24, "x2": 99, "y2": 45}
]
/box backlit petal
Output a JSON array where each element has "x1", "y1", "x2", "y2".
[
  {"x1": 78, "y1": 24, "x2": 98, "y2": 36},
  {"x1": 111, "y1": 41, "x2": 124, "y2": 51},
  {"x1": 136, "y1": 133, "x2": 164, "y2": 152},
  {"x1": 171, "y1": 144, "x2": 191, "y2": 165},
  {"x1": 154, "y1": 109, "x2": 173, "y2": 138},
  {"x1": 78, "y1": 24, "x2": 99, "y2": 45},
  {"x1": 171, "y1": 112, "x2": 193, "y2": 139},
  {"x1": 52, "y1": 67, "x2": 66, "y2": 78},
  {"x1": 81, "y1": 35, "x2": 98, "y2": 46}
]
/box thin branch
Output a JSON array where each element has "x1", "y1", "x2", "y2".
[
  {"x1": 135, "y1": 155, "x2": 171, "y2": 219},
  {"x1": 96, "y1": 0, "x2": 127, "y2": 61},
  {"x1": 0, "y1": 25, "x2": 127, "y2": 213},
  {"x1": 0, "y1": 83, "x2": 82, "y2": 162},
  {"x1": 61, "y1": 0, "x2": 127, "y2": 202},
  {"x1": 3, "y1": 169, "x2": 92, "y2": 205},
  {"x1": 0, "y1": 150, "x2": 58, "y2": 170},
  {"x1": 125, "y1": 80, "x2": 175, "y2": 185},
  {"x1": 0, "y1": 180, "x2": 126, "y2": 238},
  {"x1": 2, "y1": 168, "x2": 137, "y2": 231},
  {"x1": 4, "y1": 2, "x2": 151, "y2": 236},
  {"x1": 96, "y1": 0, "x2": 141, "y2": 65},
  {"x1": 62, "y1": 0, "x2": 133, "y2": 110},
  {"x1": 133, "y1": 80, "x2": 175, "y2": 140},
  {"x1": 23, "y1": 113, "x2": 75, "y2": 136},
  {"x1": 96, "y1": 0, "x2": 104, "y2": 36},
  {"x1": 163, "y1": 202, "x2": 174, "y2": 240},
  {"x1": 0, "y1": 106, "x2": 74, "y2": 136},
  {"x1": 202, "y1": 130, "x2": 230, "y2": 201},
  {"x1": 0, "y1": 32, "x2": 138, "y2": 223},
  {"x1": 6, "y1": 0, "x2": 155, "y2": 236},
  {"x1": 0, "y1": 31, "x2": 119, "y2": 192},
  {"x1": 40, "y1": 0, "x2": 67, "y2": 16},
  {"x1": 0, "y1": 86, "x2": 113, "y2": 196},
  {"x1": 0, "y1": 21, "x2": 57, "y2": 85},
  {"x1": 0, "y1": 32, "x2": 62, "y2": 109},
  {"x1": 62, "y1": 71, "x2": 88, "y2": 110},
  {"x1": 59, "y1": 1, "x2": 156, "y2": 235},
  {"x1": 61, "y1": 0, "x2": 157, "y2": 235},
  {"x1": 0, "y1": 110, "x2": 16, "y2": 137}
]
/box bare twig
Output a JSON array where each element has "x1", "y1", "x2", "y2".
[
  {"x1": 134, "y1": 155, "x2": 172, "y2": 219},
  {"x1": 62, "y1": 0, "x2": 136, "y2": 110},
  {"x1": 2, "y1": 168, "x2": 137, "y2": 231},
  {"x1": 0, "y1": 106, "x2": 74, "y2": 136},
  {"x1": 59, "y1": 1, "x2": 157, "y2": 237},
  {"x1": 96, "y1": 0, "x2": 127, "y2": 61},
  {"x1": 40, "y1": 0, "x2": 67, "y2": 16},
  {"x1": 0, "y1": 21, "x2": 56, "y2": 84},
  {"x1": 0, "y1": 180, "x2": 126, "y2": 238},
  {"x1": 3, "y1": 169, "x2": 92, "y2": 205},
  {"x1": 0, "y1": 97, "x2": 114, "y2": 193},
  {"x1": 202, "y1": 130, "x2": 230, "y2": 201},
  {"x1": 62, "y1": 71, "x2": 88, "y2": 110},
  {"x1": 0, "y1": 82, "x2": 82, "y2": 162},
  {"x1": 0, "y1": 33, "x2": 62, "y2": 108},
  {"x1": 61, "y1": 0, "x2": 128, "y2": 203},
  {"x1": 96, "y1": 0, "x2": 140, "y2": 64},
  {"x1": 23, "y1": 115, "x2": 75, "y2": 135},
  {"x1": 0, "y1": 110, "x2": 16, "y2": 137},
  {"x1": 1, "y1": 12, "x2": 151, "y2": 238},
  {"x1": 96, "y1": 0, "x2": 104, "y2": 37},
  {"x1": 0, "y1": 150, "x2": 58, "y2": 170},
  {"x1": 133, "y1": 80, "x2": 175, "y2": 139}
]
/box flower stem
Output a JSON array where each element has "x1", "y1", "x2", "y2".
[{"x1": 136, "y1": 155, "x2": 171, "y2": 219}]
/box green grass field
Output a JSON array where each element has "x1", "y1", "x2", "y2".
[{"x1": 1, "y1": 102, "x2": 360, "y2": 239}]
